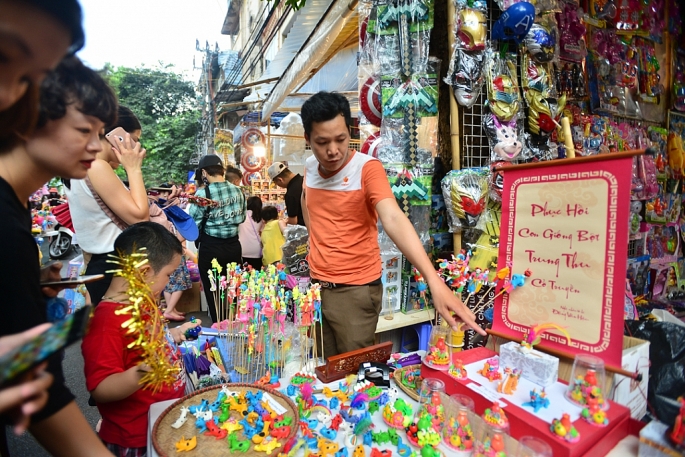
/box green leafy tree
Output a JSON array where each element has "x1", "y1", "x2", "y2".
[{"x1": 102, "y1": 64, "x2": 200, "y2": 185}]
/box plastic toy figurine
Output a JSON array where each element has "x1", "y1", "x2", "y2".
[
  {"x1": 204, "y1": 419, "x2": 228, "y2": 440},
  {"x1": 370, "y1": 448, "x2": 392, "y2": 457},
  {"x1": 254, "y1": 437, "x2": 281, "y2": 455},
  {"x1": 568, "y1": 371, "x2": 606, "y2": 409},
  {"x1": 522, "y1": 389, "x2": 549, "y2": 413},
  {"x1": 448, "y1": 359, "x2": 468, "y2": 380},
  {"x1": 444, "y1": 407, "x2": 474, "y2": 451},
  {"x1": 482, "y1": 402, "x2": 509, "y2": 430},
  {"x1": 497, "y1": 368, "x2": 521, "y2": 395},
  {"x1": 228, "y1": 432, "x2": 252, "y2": 452},
  {"x1": 220, "y1": 418, "x2": 244, "y2": 433},
  {"x1": 396, "y1": 437, "x2": 413, "y2": 457},
  {"x1": 670, "y1": 396, "x2": 685, "y2": 449},
  {"x1": 478, "y1": 357, "x2": 501, "y2": 381},
  {"x1": 318, "y1": 438, "x2": 340, "y2": 457},
  {"x1": 171, "y1": 406, "x2": 190, "y2": 429},
  {"x1": 175, "y1": 435, "x2": 197, "y2": 452},
  {"x1": 353, "y1": 444, "x2": 366, "y2": 457},
  {"x1": 550, "y1": 413, "x2": 580, "y2": 443}
]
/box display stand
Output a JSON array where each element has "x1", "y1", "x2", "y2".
[{"x1": 422, "y1": 347, "x2": 632, "y2": 457}]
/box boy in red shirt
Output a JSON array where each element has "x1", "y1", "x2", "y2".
[{"x1": 82, "y1": 222, "x2": 201, "y2": 456}]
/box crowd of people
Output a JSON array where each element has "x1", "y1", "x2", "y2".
[{"x1": 0, "y1": 0, "x2": 482, "y2": 455}]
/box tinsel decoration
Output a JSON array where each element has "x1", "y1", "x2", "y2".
[{"x1": 109, "y1": 248, "x2": 180, "y2": 393}]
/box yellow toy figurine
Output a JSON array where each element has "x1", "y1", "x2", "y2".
[{"x1": 175, "y1": 436, "x2": 197, "y2": 452}]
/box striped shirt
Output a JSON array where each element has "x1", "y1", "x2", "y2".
[{"x1": 189, "y1": 181, "x2": 246, "y2": 239}]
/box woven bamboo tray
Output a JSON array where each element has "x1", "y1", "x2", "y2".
[
  {"x1": 152, "y1": 384, "x2": 299, "y2": 457},
  {"x1": 392, "y1": 364, "x2": 422, "y2": 401}
]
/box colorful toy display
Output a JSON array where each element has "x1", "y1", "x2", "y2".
[{"x1": 522, "y1": 389, "x2": 550, "y2": 413}]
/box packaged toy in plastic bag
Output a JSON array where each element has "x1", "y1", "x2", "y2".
[
  {"x1": 485, "y1": 51, "x2": 521, "y2": 122},
  {"x1": 281, "y1": 225, "x2": 309, "y2": 277},
  {"x1": 482, "y1": 110, "x2": 523, "y2": 162},
  {"x1": 441, "y1": 168, "x2": 489, "y2": 232},
  {"x1": 445, "y1": 49, "x2": 486, "y2": 108}
]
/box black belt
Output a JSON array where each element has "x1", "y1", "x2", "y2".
[{"x1": 313, "y1": 277, "x2": 382, "y2": 289}]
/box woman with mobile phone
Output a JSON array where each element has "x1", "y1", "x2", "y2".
[
  {"x1": 0, "y1": 49, "x2": 119, "y2": 457},
  {"x1": 65, "y1": 105, "x2": 150, "y2": 305}
]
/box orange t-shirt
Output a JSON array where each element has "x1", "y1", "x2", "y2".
[{"x1": 304, "y1": 150, "x2": 394, "y2": 284}]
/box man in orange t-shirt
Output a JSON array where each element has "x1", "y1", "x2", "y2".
[{"x1": 300, "y1": 92, "x2": 485, "y2": 358}]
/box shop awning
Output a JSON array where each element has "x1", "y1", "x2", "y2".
[{"x1": 260, "y1": 0, "x2": 359, "y2": 118}]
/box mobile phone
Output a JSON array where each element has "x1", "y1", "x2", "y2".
[
  {"x1": 0, "y1": 306, "x2": 92, "y2": 385},
  {"x1": 40, "y1": 274, "x2": 104, "y2": 287},
  {"x1": 105, "y1": 127, "x2": 128, "y2": 150}
]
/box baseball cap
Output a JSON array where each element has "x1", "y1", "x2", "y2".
[
  {"x1": 267, "y1": 162, "x2": 288, "y2": 181},
  {"x1": 197, "y1": 154, "x2": 224, "y2": 170}
]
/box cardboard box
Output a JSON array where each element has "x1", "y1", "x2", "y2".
[
  {"x1": 499, "y1": 341, "x2": 559, "y2": 387},
  {"x1": 175, "y1": 282, "x2": 201, "y2": 313},
  {"x1": 638, "y1": 420, "x2": 682, "y2": 457},
  {"x1": 611, "y1": 336, "x2": 650, "y2": 420}
]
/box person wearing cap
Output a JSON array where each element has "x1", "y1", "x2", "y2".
[
  {"x1": 267, "y1": 162, "x2": 305, "y2": 227},
  {"x1": 300, "y1": 91, "x2": 486, "y2": 358},
  {"x1": 189, "y1": 154, "x2": 246, "y2": 323}
]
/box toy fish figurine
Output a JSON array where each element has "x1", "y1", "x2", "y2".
[{"x1": 175, "y1": 435, "x2": 197, "y2": 452}]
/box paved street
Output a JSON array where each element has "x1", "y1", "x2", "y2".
[{"x1": 8, "y1": 244, "x2": 210, "y2": 456}]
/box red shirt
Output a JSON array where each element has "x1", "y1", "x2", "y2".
[{"x1": 81, "y1": 301, "x2": 185, "y2": 448}]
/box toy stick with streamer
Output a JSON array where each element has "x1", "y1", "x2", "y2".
[
  {"x1": 473, "y1": 269, "x2": 532, "y2": 315},
  {"x1": 473, "y1": 263, "x2": 511, "y2": 310},
  {"x1": 521, "y1": 323, "x2": 571, "y2": 351},
  {"x1": 108, "y1": 248, "x2": 180, "y2": 393}
]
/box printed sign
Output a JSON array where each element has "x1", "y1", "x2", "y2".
[{"x1": 493, "y1": 154, "x2": 635, "y2": 367}]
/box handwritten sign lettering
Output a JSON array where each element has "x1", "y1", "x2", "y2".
[{"x1": 493, "y1": 157, "x2": 634, "y2": 367}]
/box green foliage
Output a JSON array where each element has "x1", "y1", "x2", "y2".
[
  {"x1": 264, "y1": 0, "x2": 307, "y2": 11},
  {"x1": 103, "y1": 64, "x2": 200, "y2": 185}
]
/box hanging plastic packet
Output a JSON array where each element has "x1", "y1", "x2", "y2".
[
  {"x1": 445, "y1": 49, "x2": 486, "y2": 108},
  {"x1": 522, "y1": 17, "x2": 559, "y2": 64},
  {"x1": 491, "y1": 2, "x2": 535, "y2": 43},
  {"x1": 520, "y1": 131, "x2": 558, "y2": 162},
  {"x1": 456, "y1": 5, "x2": 487, "y2": 51},
  {"x1": 556, "y1": 1, "x2": 586, "y2": 62},
  {"x1": 281, "y1": 225, "x2": 310, "y2": 277},
  {"x1": 522, "y1": 53, "x2": 556, "y2": 100},
  {"x1": 488, "y1": 161, "x2": 514, "y2": 202},
  {"x1": 441, "y1": 168, "x2": 489, "y2": 233},
  {"x1": 485, "y1": 50, "x2": 521, "y2": 122},
  {"x1": 482, "y1": 110, "x2": 523, "y2": 162}
]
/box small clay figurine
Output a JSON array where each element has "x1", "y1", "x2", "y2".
[
  {"x1": 478, "y1": 357, "x2": 501, "y2": 381},
  {"x1": 522, "y1": 389, "x2": 550, "y2": 413},
  {"x1": 497, "y1": 367, "x2": 521, "y2": 395},
  {"x1": 448, "y1": 359, "x2": 468, "y2": 380},
  {"x1": 482, "y1": 401, "x2": 508, "y2": 430},
  {"x1": 550, "y1": 413, "x2": 580, "y2": 442},
  {"x1": 424, "y1": 336, "x2": 450, "y2": 368}
]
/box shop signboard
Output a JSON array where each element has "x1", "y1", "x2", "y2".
[{"x1": 493, "y1": 152, "x2": 639, "y2": 366}]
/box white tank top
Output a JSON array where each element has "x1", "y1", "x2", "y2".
[{"x1": 64, "y1": 179, "x2": 123, "y2": 254}]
